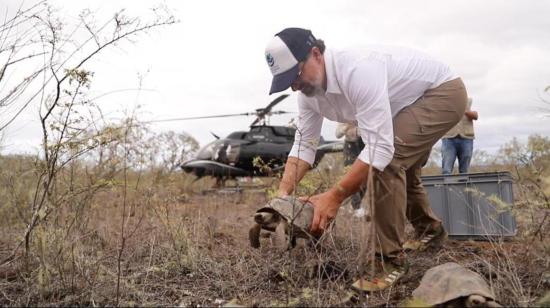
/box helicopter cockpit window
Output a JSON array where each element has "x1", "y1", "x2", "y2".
[
  {"x1": 247, "y1": 126, "x2": 273, "y2": 141},
  {"x1": 226, "y1": 131, "x2": 248, "y2": 139},
  {"x1": 248, "y1": 127, "x2": 263, "y2": 133},
  {"x1": 272, "y1": 126, "x2": 296, "y2": 137},
  {"x1": 245, "y1": 126, "x2": 294, "y2": 143}
]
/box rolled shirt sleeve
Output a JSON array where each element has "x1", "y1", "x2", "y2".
[
  {"x1": 288, "y1": 96, "x2": 323, "y2": 165},
  {"x1": 343, "y1": 57, "x2": 394, "y2": 171}
]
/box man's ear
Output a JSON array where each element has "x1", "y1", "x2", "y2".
[{"x1": 311, "y1": 47, "x2": 322, "y2": 60}]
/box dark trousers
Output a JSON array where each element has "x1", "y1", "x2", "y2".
[{"x1": 343, "y1": 138, "x2": 366, "y2": 209}]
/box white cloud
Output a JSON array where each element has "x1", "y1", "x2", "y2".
[{"x1": 1, "y1": 0, "x2": 549, "y2": 156}]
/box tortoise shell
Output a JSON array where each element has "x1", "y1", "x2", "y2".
[
  {"x1": 412, "y1": 262, "x2": 496, "y2": 306},
  {"x1": 255, "y1": 196, "x2": 315, "y2": 234}
]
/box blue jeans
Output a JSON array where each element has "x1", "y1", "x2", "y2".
[{"x1": 441, "y1": 137, "x2": 473, "y2": 174}]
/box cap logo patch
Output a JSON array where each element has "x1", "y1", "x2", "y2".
[{"x1": 266, "y1": 53, "x2": 275, "y2": 67}]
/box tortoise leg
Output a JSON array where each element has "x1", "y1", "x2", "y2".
[
  {"x1": 290, "y1": 235, "x2": 297, "y2": 248},
  {"x1": 249, "y1": 223, "x2": 262, "y2": 248},
  {"x1": 273, "y1": 222, "x2": 287, "y2": 249},
  {"x1": 282, "y1": 223, "x2": 297, "y2": 250}
]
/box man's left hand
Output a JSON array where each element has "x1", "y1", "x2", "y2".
[{"x1": 305, "y1": 190, "x2": 343, "y2": 235}]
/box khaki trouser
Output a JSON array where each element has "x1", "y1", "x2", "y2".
[{"x1": 371, "y1": 78, "x2": 468, "y2": 257}]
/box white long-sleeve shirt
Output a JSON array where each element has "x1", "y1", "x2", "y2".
[{"x1": 289, "y1": 46, "x2": 457, "y2": 171}]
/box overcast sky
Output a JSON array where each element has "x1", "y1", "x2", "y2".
[{"x1": 1, "y1": 0, "x2": 550, "y2": 156}]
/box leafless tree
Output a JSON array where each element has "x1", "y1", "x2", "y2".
[
  {"x1": 0, "y1": 1, "x2": 176, "y2": 270},
  {"x1": 147, "y1": 130, "x2": 199, "y2": 173}
]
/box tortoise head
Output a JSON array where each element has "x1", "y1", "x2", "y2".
[{"x1": 254, "y1": 209, "x2": 282, "y2": 226}]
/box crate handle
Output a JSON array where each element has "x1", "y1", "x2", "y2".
[{"x1": 443, "y1": 175, "x2": 469, "y2": 183}]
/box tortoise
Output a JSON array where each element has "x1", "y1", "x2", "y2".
[
  {"x1": 248, "y1": 196, "x2": 317, "y2": 249},
  {"x1": 412, "y1": 262, "x2": 502, "y2": 307}
]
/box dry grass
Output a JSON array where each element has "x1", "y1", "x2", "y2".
[
  {"x1": 0, "y1": 149, "x2": 549, "y2": 306},
  {"x1": 1, "y1": 183, "x2": 548, "y2": 306}
]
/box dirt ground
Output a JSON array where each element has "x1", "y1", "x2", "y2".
[
  {"x1": 1, "y1": 188, "x2": 548, "y2": 307},
  {"x1": 180, "y1": 191, "x2": 548, "y2": 307}
]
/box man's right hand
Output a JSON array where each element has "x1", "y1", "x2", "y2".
[{"x1": 306, "y1": 189, "x2": 344, "y2": 235}]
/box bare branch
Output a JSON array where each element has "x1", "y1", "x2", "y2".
[
  {"x1": 0, "y1": 3, "x2": 176, "y2": 268},
  {"x1": 0, "y1": 4, "x2": 175, "y2": 131}
]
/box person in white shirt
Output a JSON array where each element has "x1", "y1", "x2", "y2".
[{"x1": 264, "y1": 28, "x2": 468, "y2": 291}]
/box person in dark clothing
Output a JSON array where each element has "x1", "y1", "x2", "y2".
[{"x1": 335, "y1": 123, "x2": 366, "y2": 216}]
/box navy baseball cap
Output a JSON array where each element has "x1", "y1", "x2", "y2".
[{"x1": 265, "y1": 28, "x2": 316, "y2": 94}]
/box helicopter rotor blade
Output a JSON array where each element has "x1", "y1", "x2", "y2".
[
  {"x1": 250, "y1": 117, "x2": 261, "y2": 127},
  {"x1": 144, "y1": 112, "x2": 255, "y2": 123},
  {"x1": 269, "y1": 110, "x2": 293, "y2": 115},
  {"x1": 250, "y1": 94, "x2": 290, "y2": 126},
  {"x1": 144, "y1": 94, "x2": 292, "y2": 125},
  {"x1": 210, "y1": 131, "x2": 220, "y2": 139},
  {"x1": 250, "y1": 110, "x2": 294, "y2": 126},
  {"x1": 263, "y1": 94, "x2": 290, "y2": 114}
]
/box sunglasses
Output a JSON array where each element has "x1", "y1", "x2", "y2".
[{"x1": 292, "y1": 54, "x2": 311, "y2": 90}]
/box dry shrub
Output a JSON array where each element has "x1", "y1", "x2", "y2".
[{"x1": 1, "y1": 133, "x2": 549, "y2": 306}]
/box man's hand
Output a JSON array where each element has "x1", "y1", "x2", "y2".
[
  {"x1": 465, "y1": 110, "x2": 478, "y2": 121},
  {"x1": 306, "y1": 189, "x2": 345, "y2": 235},
  {"x1": 304, "y1": 159, "x2": 371, "y2": 235}
]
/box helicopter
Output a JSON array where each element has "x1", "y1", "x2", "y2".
[{"x1": 156, "y1": 94, "x2": 344, "y2": 185}]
